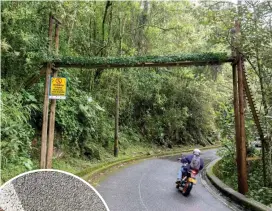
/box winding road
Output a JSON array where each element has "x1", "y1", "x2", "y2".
[{"x1": 97, "y1": 149, "x2": 242, "y2": 211}]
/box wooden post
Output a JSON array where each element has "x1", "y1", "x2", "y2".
[
  {"x1": 54, "y1": 23, "x2": 60, "y2": 53},
  {"x1": 232, "y1": 19, "x2": 248, "y2": 194},
  {"x1": 48, "y1": 14, "x2": 53, "y2": 52},
  {"x1": 237, "y1": 55, "x2": 248, "y2": 194},
  {"x1": 46, "y1": 23, "x2": 60, "y2": 168},
  {"x1": 233, "y1": 63, "x2": 240, "y2": 156},
  {"x1": 114, "y1": 12, "x2": 122, "y2": 157},
  {"x1": 40, "y1": 15, "x2": 53, "y2": 169},
  {"x1": 231, "y1": 24, "x2": 240, "y2": 155},
  {"x1": 114, "y1": 75, "x2": 119, "y2": 157}
]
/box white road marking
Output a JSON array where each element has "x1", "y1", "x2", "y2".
[{"x1": 138, "y1": 172, "x2": 149, "y2": 211}]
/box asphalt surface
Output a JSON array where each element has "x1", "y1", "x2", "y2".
[
  {"x1": 97, "y1": 149, "x2": 242, "y2": 211},
  {"x1": 0, "y1": 170, "x2": 109, "y2": 211}
]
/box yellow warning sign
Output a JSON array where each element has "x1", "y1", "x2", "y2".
[{"x1": 49, "y1": 77, "x2": 67, "y2": 99}]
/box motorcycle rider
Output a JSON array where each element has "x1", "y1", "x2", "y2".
[{"x1": 176, "y1": 148, "x2": 204, "y2": 184}]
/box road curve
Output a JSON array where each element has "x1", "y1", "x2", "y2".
[{"x1": 97, "y1": 149, "x2": 239, "y2": 211}]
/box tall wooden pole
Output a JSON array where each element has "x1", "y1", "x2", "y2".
[
  {"x1": 231, "y1": 25, "x2": 240, "y2": 156},
  {"x1": 48, "y1": 15, "x2": 53, "y2": 52},
  {"x1": 40, "y1": 14, "x2": 53, "y2": 169},
  {"x1": 233, "y1": 63, "x2": 240, "y2": 156},
  {"x1": 114, "y1": 11, "x2": 122, "y2": 157},
  {"x1": 232, "y1": 26, "x2": 243, "y2": 193},
  {"x1": 234, "y1": 18, "x2": 248, "y2": 194},
  {"x1": 114, "y1": 75, "x2": 119, "y2": 157},
  {"x1": 231, "y1": 18, "x2": 248, "y2": 194},
  {"x1": 237, "y1": 55, "x2": 248, "y2": 194},
  {"x1": 46, "y1": 23, "x2": 60, "y2": 168}
]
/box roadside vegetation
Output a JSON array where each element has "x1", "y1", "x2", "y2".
[
  {"x1": 1, "y1": 1, "x2": 271, "y2": 206},
  {"x1": 214, "y1": 139, "x2": 272, "y2": 207}
]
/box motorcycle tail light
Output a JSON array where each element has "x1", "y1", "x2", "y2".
[{"x1": 191, "y1": 170, "x2": 197, "y2": 177}]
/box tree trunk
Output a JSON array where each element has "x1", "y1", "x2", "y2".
[
  {"x1": 67, "y1": 8, "x2": 78, "y2": 47},
  {"x1": 94, "y1": 1, "x2": 112, "y2": 84},
  {"x1": 101, "y1": 0, "x2": 112, "y2": 56},
  {"x1": 264, "y1": 135, "x2": 272, "y2": 187},
  {"x1": 256, "y1": 48, "x2": 268, "y2": 116},
  {"x1": 93, "y1": 2, "x2": 97, "y2": 42},
  {"x1": 137, "y1": 0, "x2": 149, "y2": 55}
]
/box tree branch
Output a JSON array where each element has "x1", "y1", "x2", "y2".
[{"x1": 134, "y1": 24, "x2": 183, "y2": 32}]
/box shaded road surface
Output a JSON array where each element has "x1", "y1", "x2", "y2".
[{"x1": 97, "y1": 149, "x2": 240, "y2": 211}]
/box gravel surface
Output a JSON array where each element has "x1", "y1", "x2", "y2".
[
  {"x1": 0, "y1": 170, "x2": 109, "y2": 211},
  {"x1": 0, "y1": 183, "x2": 24, "y2": 211}
]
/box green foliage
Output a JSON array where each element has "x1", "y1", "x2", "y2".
[
  {"x1": 199, "y1": 0, "x2": 272, "y2": 133},
  {"x1": 248, "y1": 186, "x2": 272, "y2": 207},
  {"x1": 47, "y1": 52, "x2": 230, "y2": 67},
  {"x1": 215, "y1": 139, "x2": 272, "y2": 206},
  {"x1": 247, "y1": 160, "x2": 272, "y2": 206},
  {"x1": 93, "y1": 68, "x2": 221, "y2": 147},
  {"x1": 215, "y1": 101, "x2": 234, "y2": 139},
  {"x1": 214, "y1": 139, "x2": 238, "y2": 189},
  {"x1": 1, "y1": 162, "x2": 37, "y2": 184},
  {"x1": 1, "y1": 87, "x2": 37, "y2": 170},
  {"x1": 54, "y1": 73, "x2": 112, "y2": 159}
]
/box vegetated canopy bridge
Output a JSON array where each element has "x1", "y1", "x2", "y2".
[
  {"x1": 39, "y1": 15, "x2": 265, "y2": 196},
  {"x1": 49, "y1": 52, "x2": 233, "y2": 69}
]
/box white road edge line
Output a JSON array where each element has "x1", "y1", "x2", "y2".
[{"x1": 138, "y1": 172, "x2": 149, "y2": 211}]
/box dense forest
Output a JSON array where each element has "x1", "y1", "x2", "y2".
[{"x1": 1, "y1": 1, "x2": 272, "y2": 203}]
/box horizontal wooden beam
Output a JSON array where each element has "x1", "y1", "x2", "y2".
[
  {"x1": 246, "y1": 156, "x2": 261, "y2": 161},
  {"x1": 53, "y1": 58, "x2": 234, "y2": 69}
]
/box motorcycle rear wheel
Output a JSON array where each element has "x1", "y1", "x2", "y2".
[{"x1": 182, "y1": 182, "x2": 193, "y2": 196}]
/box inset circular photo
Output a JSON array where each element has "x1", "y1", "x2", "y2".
[{"x1": 0, "y1": 169, "x2": 110, "y2": 211}]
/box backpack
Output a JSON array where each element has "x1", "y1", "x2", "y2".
[{"x1": 190, "y1": 155, "x2": 201, "y2": 170}]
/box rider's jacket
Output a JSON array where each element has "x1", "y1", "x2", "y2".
[{"x1": 180, "y1": 154, "x2": 204, "y2": 172}]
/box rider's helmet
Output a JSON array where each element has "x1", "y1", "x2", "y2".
[{"x1": 193, "y1": 149, "x2": 201, "y2": 156}]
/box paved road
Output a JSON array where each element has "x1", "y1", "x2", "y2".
[{"x1": 97, "y1": 149, "x2": 241, "y2": 211}]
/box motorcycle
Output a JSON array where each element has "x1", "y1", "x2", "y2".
[{"x1": 176, "y1": 162, "x2": 198, "y2": 196}]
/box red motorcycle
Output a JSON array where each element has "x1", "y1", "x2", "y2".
[{"x1": 176, "y1": 163, "x2": 198, "y2": 196}]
